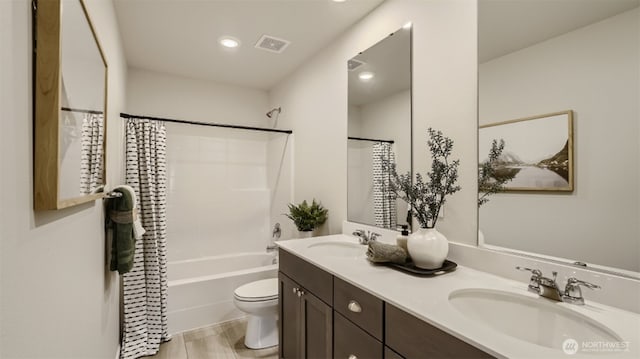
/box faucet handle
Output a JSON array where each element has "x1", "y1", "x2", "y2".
[
  {"x1": 566, "y1": 278, "x2": 601, "y2": 290},
  {"x1": 516, "y1": 266, "x2": 542, "y2": 277},
  {"x1": 563, "y1": 278, "x2": 601, "y2": 305},
  {"x1": 516, "y1": 266, "x2": 542, "y2": 293}
]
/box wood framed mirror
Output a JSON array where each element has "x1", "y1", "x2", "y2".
[{"x1": 34, "y1": 0, "x2": 108, "y2": 210}]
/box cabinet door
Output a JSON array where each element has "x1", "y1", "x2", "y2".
[
  {"x1": 301, "y1": 289, "x2": 333, "y2": 359},
  {"x1": 279, "y1": 273, "x2": 301, "y2": 359},
  {"x1": 334, "y1": 312, "x2": 383, "y2": 359}
]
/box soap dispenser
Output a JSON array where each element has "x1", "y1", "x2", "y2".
[{"x1": 396, "y1": 225, "x2": 410, "y2": 253}]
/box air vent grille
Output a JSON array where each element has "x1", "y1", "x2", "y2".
[
  {"x1": 348, "y1": 59, "x2": 365, "y2": 71},
  {"x1": 255, "y1": 35, "x2": 291, "y2": 53}
]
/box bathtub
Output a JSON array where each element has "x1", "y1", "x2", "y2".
[{"x1": 167, "y1": 252, "x2": 278, "y2": 334}]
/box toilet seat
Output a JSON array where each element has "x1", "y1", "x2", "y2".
[{"x1": 234, "y1": 278, "x2": 278, "y2": 302}]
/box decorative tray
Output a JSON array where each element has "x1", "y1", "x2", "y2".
[{"x1": 371, "y1": 259, "x2": 457, "y2": 276}]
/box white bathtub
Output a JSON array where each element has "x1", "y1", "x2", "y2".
[{"x1": 167, "y1": 252, "x2": 278, "y2": 334}]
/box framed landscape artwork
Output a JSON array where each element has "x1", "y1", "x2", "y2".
[{"x1": 479, "y1": 110, "x2": 574, "y2": 192}]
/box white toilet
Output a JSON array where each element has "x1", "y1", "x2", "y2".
[{"x1": 233, "y1": 278, "x2": 279, "y2": 349}]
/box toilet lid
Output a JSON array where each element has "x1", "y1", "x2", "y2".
[{"x1": 234, "y1": 278, "x2": 278, "y2": 302}]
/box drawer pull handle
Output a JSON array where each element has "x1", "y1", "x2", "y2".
[
  {"x1": 297, "y1": 290, "x2": 305, "y2": 297},
  {"x1": 348, "y1": 355, "x2": 358, "y2": 359},
  {"x1": 292, "y1": 287, "x2": 298, "y2": 294},
  {"x1": 347, "y1": 300, "x2": 362, "y2": 313}
]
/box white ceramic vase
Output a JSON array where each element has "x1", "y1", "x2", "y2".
[{"x1": 407, "y1": 227, "x2": 449, "y2": 269}]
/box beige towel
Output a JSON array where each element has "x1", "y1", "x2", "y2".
[{"x1": 366, "y1": 241, "x2": 408, "y2": 264}]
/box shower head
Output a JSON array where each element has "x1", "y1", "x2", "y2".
[{"x1": 266, "y1": 107, "x2": 281, "y2": 118}]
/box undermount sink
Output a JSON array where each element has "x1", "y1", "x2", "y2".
[
  {"x1": 306, "y1": 240, "x2": 365, "y2": 258},
  {"x1": 448, "y1": 289, "x2": 621, "y2": 352}
]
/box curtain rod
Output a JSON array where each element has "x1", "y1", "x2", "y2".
[
  {"x1": 348, "y1": 136, "x2": 394, "y2": 144},
  {"x1": 61, "y1": 107, "x2": 104, "y2": 115},
  {"x1": 120, "y1": 113, "x2": 293, "y2": 135}
]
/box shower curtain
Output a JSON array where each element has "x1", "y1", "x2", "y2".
[
  {"x1": 120, "y1": 118, "x2": 170, "y2": 359},
  {"x1": 79, "y1": 113, "x2": 104, "y2": 194},
  {"x1": 372, "y1": 142, "x2": 397, "y2": 228}
]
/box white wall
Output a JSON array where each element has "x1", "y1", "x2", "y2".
[
  {"x1": 347, "y1": 142, "x2": 375, "y2": 224},
  {"x1": 270, "y1": 0, "x2": 478, "y2": 241},
  {"x1": 165, "y1": 124, "x2": 292, "y2": 261},
  {"x1": 127, "y1": 68, "x2": 271, "y2": 127},
  {"x1": 348, "y1": 89, "x2": 411, "y2": 226},
  {"x1": 127, "y1": 70, "x2": 293, "y2": 257},
  {"x1": 479, "y1": 8, "x2": 639, "y2": 271},
  {"x1": 0, "y1": 0, "x2": 127, "y2": 357}
]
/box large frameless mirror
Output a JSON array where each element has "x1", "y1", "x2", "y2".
[
  {"x1": 478, "y1": 0, "x2": 639, "y2": 276},
  {"x1": 347, "y1": 26, "x2": 412, "y2": 231},
  {"x1": 34, "y1": 0, "x2": 108, "y2": 210}
]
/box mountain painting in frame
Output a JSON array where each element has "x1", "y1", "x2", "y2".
[{"x1": 479, "y1": 110, "x2": 574, "y2": 192}]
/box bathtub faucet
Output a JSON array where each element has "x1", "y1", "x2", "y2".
[{"x1": 272, "y1": 223, "x2": 281, "y2": 240}]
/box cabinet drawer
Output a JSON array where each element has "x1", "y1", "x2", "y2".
[
  {"x1": 384, "y1": 346, "x2": 404, "y2": 359},
  {"x1": 334, "y1": 276, "x2": 383, "y2": 340},
  {"x1": 385, "y1": 304, "x2": 494, "y2": 359},
  {"x1": 279, "y1": 249, "x2": 333, "y2": 305},
  {"x1": 334, "y1": 311, "x2": 383, "y2": 359}
]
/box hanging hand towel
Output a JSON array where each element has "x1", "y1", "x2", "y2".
[
  {"x1": 108, "y1": 186, "x2": 137, "y2": 274},
  {"x1": 114, "y1": 185, "x2": 146, "y2": 239}
]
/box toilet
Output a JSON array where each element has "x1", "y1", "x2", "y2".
[{"x1": 233, "y1": 278, "x2": 279, "y2": 349}]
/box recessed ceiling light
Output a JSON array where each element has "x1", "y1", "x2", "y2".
[
  {"x1": 403, "y1": 22, "x2": 412, "y2": 29},
  {"x1": 332, "y1": 0, "x2": 347, "y2": 3},
  {"x1": 359, "y1": 71, "x2": 374, "y2": 81},
  {"x1": 219, "y1": 36, "x2": 240, "y2": 48}
]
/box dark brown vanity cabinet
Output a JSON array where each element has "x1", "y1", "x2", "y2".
[
  {"x1": 279, "y1": 250, "x2": 333, "y2": 359},
  {"x1": 279, "y1": 249, "x2": 493, "y2": 359},
  {"x1": 385, "y1": 304, "x2": 493, "y2": 358}
]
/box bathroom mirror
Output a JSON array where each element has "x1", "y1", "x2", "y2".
[
  {"x1": 34, "y1": 0, "x2": 108, "y2": 210},
  {"x1": 478, "y1": 0, "x2": 639, "y2": 275},
  {"x1": 347, "y1": 27, "x2": 412, "y2": 230}
]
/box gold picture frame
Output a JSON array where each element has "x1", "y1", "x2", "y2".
[{"x1": 479, "y1": 110, "x2": 574, "y2": 192}]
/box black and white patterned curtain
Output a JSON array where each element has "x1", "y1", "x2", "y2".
[
  {"x1": 79, "y1": 113, "x2": 104, "y2": 194},
  {"x1": 372, "y1": 142, "x2": 397, "y2": 229},
  {"x1": 120, "y1": 118, "x2": 170, "y2": 359}
]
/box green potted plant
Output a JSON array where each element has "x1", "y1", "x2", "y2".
[
  {"x1": 383, "y1": 128, "x2": 460, "y2": 269},
  {"x1": 285, "y1": 199, "x2": 328, "y2": 237}
]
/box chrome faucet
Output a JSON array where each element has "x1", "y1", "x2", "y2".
[
  {"x1": 352, "y1": 229, "x2": 380, "y2": 245},
  {"x1": 516, "y1": 266, "x2": 601, "y2": 305},
  {"x1": 563, "y1": 277, "x2": 601, "y2": 305},
  {"x1": 267, "y1": 223, "x2": 281, "y2": 253}
]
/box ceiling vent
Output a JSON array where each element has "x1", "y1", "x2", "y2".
[
  {"x1": 348, "y1": 59, "x2": 366, "y2": 71},
  {"x1": 255, "y1": 35, "x2": 291, "y2": 54}
]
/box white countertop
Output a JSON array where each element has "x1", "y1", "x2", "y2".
[{"x1": 277, "y1": 234, "x2": 640, "y2": 359}]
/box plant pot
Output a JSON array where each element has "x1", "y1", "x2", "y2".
[
  {"x1": 297, "y1": 230, "x2": 314, "y2": 238},
  {"x1": 407, "y1": 227, "x2": 449, "y2": 269}
]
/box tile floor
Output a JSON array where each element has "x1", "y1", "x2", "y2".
[{"x1": 152, "y1": 318, "x2": 278, "y2": 359}]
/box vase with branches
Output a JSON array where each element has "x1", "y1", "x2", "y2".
[{"x1": 383, "y1": 128, "x2": 460, "y2": 269}]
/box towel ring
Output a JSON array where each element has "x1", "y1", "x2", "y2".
[{"x1": 104, "y1": 191, "x2": 123, "y2": 199}]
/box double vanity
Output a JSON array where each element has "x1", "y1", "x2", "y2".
[{"x1": 277, "y1": 234, "x2": 639, "y2": 358}]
